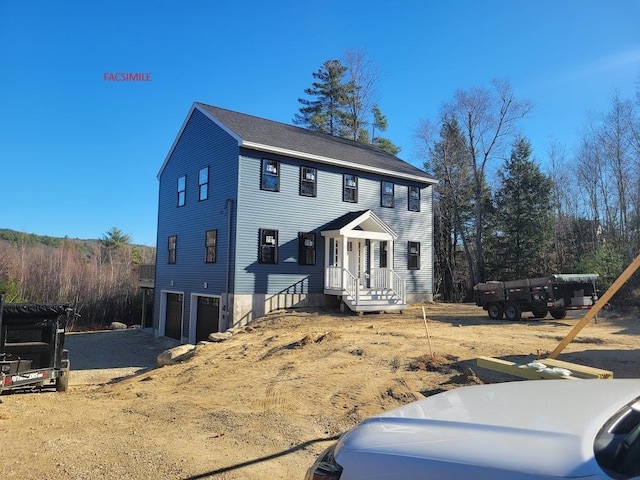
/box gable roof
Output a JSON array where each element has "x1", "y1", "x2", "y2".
[
  {"x1": 159, "y1": 102, "x2": 437, "y2": 184},
  {"x1": 321, "y1": 210, "x2": 397, "y2": 240}
]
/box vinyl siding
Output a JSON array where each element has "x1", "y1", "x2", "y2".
[
  {"x1": 234, "y1": 149, "x2": 433, "y2": 296},
  {"x1": 154, "y1": 108, "x2": 239, "y2": 339}
]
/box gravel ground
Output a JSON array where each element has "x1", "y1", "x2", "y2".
[{"x1": 64, "y1": 328, "x2": 179, "y2": 385}]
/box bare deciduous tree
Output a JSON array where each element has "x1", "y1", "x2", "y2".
[{"x1": 443, "y1": 79, "x2": 533, "y2": 285}]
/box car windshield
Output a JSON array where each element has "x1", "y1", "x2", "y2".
[{"x1": 595, "y1": 398, "x2": 640, "y2": 478}]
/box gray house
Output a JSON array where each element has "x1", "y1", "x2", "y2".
[{"x1": 153, "y1": 102, "x2": 438, "y2": 343}]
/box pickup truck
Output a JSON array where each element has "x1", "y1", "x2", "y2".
[{"x1": 0, "y1": 295, "x2": 73, "y2": 393}]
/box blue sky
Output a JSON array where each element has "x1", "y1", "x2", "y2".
[{"x1": 1, "y1": 1, "x2": 639, "y2": 246}]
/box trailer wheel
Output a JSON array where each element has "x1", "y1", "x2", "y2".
[
  {"x1": 550, "y1": 309, "x2": 567, "y2": 320},
  {"x1": 531, "y1": 307, "x2": 548, "y2": 319},
  {"x1": 504, "y1": 301, "x2": 522, "y2": 321},
  {"x1": 487, "y1": 303, "x2": 504, "y2": 320}
]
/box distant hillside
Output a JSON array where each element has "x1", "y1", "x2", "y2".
[{"x1": 0, "y1": 228, "x2": 152, "y2": 249}]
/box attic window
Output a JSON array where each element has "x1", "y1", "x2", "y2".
[
  {"x1": 343, "y1": 174, "x2": 358, "y2": 203},
  {"x1": 408, "y1": 186, "x2": 420, "y2": 212},
  {"x1": 381, "y1": 181, "x2": 394, "y2": 208},
  {"x1": 300, "y1": 167, "x2": 317, "y2": 197},
  {"x1": 261, "y1": 159, "x2": 280, "y2": 192},
  {"x1": 199, "y1": 167, "x2": 209, "y2": 201},
  {"x1": 177, "y1": 176, "x2": 186, "y2": 207},
  {"x1": 298, "y1": 232, "x2": 316, "y2": 265},
  {"x1": 259, "y1": 228, "x2": 278, "y2": 264}
]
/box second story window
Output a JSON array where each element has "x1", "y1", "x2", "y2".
[
  {"x1": 199, "y1": 167, "x2": 209, "y2": 201},
  {"x1": 381, "y1": 181, "x2": 394, "y2": 208},
  {"x1": 261, "y1": 159, "x2": 280, "y2": 192},
  {"x1": 343, "y1": 174, "x2": 358, "y2": 203},
  {"x1": 205, "y1": 230, "x2": 217, "y2": 263},
  {"x1": 408, "y1": 186, "x2": 420, "y2": 212},
  {"x1": 259, "y1": 228, "x2": 278, "y2": 264},
  {"x1": 300, "y1": 167, "x2": 317, "y2": 197},
  {"x1": 177, "y1": 176, "x2": 186, "y2": 207},
  {"x1": 168, "y1": 235, "x2": 177, "y2": 264},
  {"x1": 298, "y1": 232, "x2": 316, "y2": 265}
]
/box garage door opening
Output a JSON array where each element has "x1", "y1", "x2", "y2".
[
  {"x1": 165, "y1": 293, "x2": 183, "y2": 340},
  {"x1": 196, "y1": 296, "x2": 220, "y2": 342}
]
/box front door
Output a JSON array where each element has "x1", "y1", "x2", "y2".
[
  {"x1": 348, "y1": 240, "x2": 363, "y2": 285},
  {"x1": 196, "y1": 296, "x2": 220, "y2": 342}
]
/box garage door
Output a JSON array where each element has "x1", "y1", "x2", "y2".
[
  {"x1": 165, "y1": 293, "x2": 183, "y2": 340},
  {"x1": 196, "y1": 296, "x2": 220, "y2": 342}
]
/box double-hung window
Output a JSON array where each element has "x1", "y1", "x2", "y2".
[
  {"x1": 343, "y1": 174, "x2": 358, "y2": 203},
  {"x1": 205, "y1": 230, "x2": 217, "y2": 263},
  {"x1": 408, "y1": 241, "x2": 420, "y2": 270},
  {"x1": 408, "y1": 186, "x2": 420, "y2": 212},
  {"x1": 177, "y1": 176, "x2": 186, "y2": 207},
  {"x1": 298, "y1": 232, "x2": 316, "y2": 265},
  {"x1": 300, "y1": 167, "x2": 317, "y2": 197},
  {"x1": 168, "y1": 235, "x2": 177, "y2": 264},
  {"x1": 259, "y1": 229, "x2": 278, "y2": 264},
  {"x1": 381, "y1": 181, "x2": 394, "y2": 208},
  {"x1": 261, "y1": 159, "x2": 280, "y2": 191},
  {"x1": 199, "y1": 167, "x2": 209, "y2": 201}
]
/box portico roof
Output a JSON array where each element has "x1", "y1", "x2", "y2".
[{"x1": 321, "y1": 210, "x2": 397, "y2": 240}]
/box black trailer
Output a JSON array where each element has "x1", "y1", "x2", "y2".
[
  {"x1": 474, "y1": 274, "x2": 599, "y2": 321},
  {"x1": 0, "y1": 295, "x2": 73, "y2": 394}
]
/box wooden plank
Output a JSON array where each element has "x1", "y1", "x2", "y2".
[
  {"x1": 476, "y1": 356, "x2": 578, "y2": 380},
  {"x1": 541, "y1": 358, "x2": 613, "y2": 379}
]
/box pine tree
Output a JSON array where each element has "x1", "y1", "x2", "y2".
[
  {"x1": 295, "y1": 53, "x2": 401, "y2": 155},
  {"x1": 426, "y1": 117, "x2": 476, "y2": 301},
  {"x1": 293, "y1": 60, "x2": 352, "y2": 136},
  {"x1": 486, "y1": 137, "x2": 553, "y2": 280},
  {"x1": 371, "y1": 105, "x2": 400, "y2": 155}
]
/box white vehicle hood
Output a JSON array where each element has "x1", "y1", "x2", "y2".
[{"x1": 336, "y1": 380, "x2": 640, "y2": 478}]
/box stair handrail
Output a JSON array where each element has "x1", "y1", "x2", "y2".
[
  {"x1": 390, "y1": 269, "x2": 406, "y2": 303},
  {"x1": 343, "y1": 268, "x2": 359, "y2": 305}
]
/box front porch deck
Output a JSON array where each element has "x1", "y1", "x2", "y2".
[{"x1": 324, "y1": 267, "x2": 406, "y2": 313}]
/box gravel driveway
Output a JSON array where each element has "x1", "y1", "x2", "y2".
[{"x1": 64, "y1": 328, "x2": 179, "y2": 386}]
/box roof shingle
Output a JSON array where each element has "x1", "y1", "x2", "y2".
[{"x1": 196, "y1": 103, "x2": 435, "y2": 183}]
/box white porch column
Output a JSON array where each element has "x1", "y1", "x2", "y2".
[
  {"x1": 324, "y1": 237, "x2": 330, "y2": 288},
  {"x1": 341, "y1": 237, "x2": 348, "y2": 289},
  {"x1": 388, "y1": 240, "x2": 395, "y2": 287}
]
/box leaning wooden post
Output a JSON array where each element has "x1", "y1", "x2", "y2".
[
  {"x1": 548, "y1": 253, "x2": 640, "y2": 359},
  {"x1": 422, "y1": 305, "x2": 434, "y2": 358}
]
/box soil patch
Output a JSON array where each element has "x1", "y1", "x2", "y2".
[{"x1": 1, "y1": 303, "x2": 639, "y2": 479}]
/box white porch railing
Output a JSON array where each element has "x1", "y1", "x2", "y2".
[
  {"x1": 325, "y1": 266, "x2": 343, "y2": 290},
  {"x1": 325, "y1": 266, "x2": 405, "y2": 306}
]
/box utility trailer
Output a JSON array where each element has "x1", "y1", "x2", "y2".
[
  {"x1": 0, "y1": 295, "x2": 73, "y2": 394},
  {"x1": 474, "y1": 274, "x2": 599, "y2": 321}
]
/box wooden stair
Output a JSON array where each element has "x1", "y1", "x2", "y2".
[{"x1": 341, "y1": 288, "x2": 406, "y2": 314}]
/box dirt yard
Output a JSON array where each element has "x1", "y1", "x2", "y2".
[{"x1": 1, "y1": 303, "x2": 639, "y2": 479}]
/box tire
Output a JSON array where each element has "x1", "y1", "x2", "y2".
[
  {"x1": 550, "y1": 309, "x2": 567, "y2": 320},
  {"x1": 504, "y1": 301, "x2": 522, "y2": 321},
  {"x1": 531, "y1": 307, "x2": 548, "y2": 319},
  {"x1": 487, "y1": 303, "x2": 504, "y2": 320}
]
